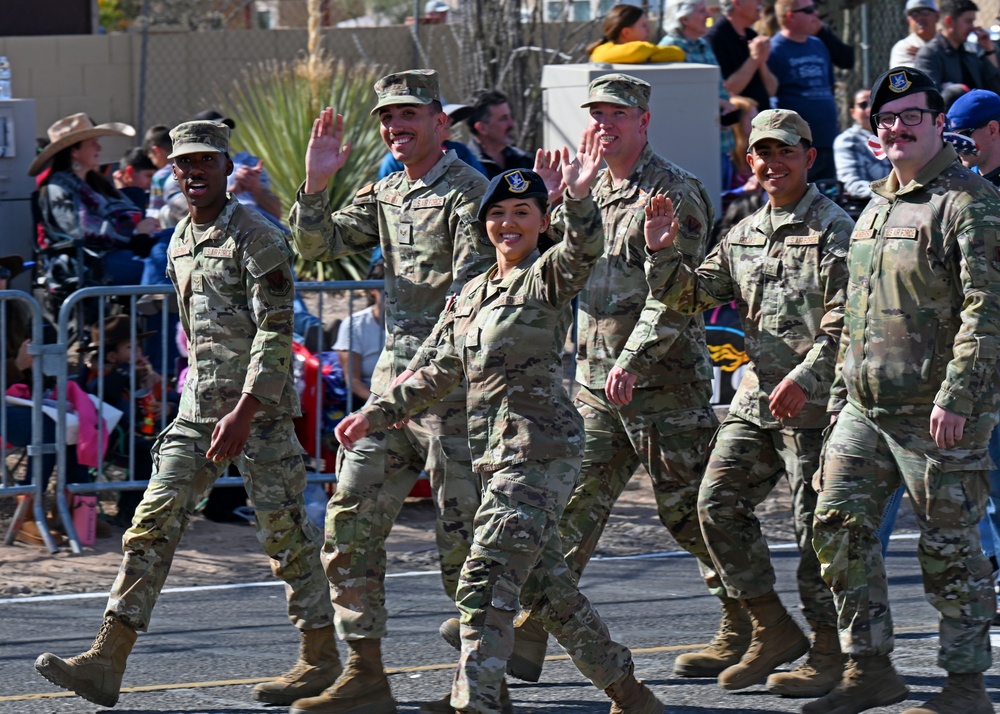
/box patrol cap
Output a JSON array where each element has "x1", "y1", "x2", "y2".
[
  {"x1": 869, "y1": 66, "x2": 941, "y2": 133},
  {"x1": 370, "y1": 69, "x2": 441, "y2": 115},
  {"x1": 581, "y1": 74, "x2": 651, "y2": 112},
  {"x1": 478, "y1": 169, "x2": 548, "y2": 222},
  {"x1": 905, "y1": 0, "x2": 937, "y2": 13},
  {"x1": 168, "y1": 120, "x2": 230, "y2": 159},
  {"x1": 748, "y1": 109, "x2": 812, "y2": 149},
  {"x1": 947, "y1": 89, "x2": 1000, "y2": 131}
]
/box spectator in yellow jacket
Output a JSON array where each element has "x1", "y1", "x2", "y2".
[{"x1": 587, "y1": 4, "x2": 686, "y2": 64}]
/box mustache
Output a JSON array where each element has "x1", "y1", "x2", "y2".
[{"x1": 887, "y1": 131, "x2": 916, "y2": 142}]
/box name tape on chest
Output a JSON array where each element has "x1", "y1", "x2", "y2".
[
  {"x1": 884, "y1": 227, "x2": 917, "y2": 239},
  {"x1": 202, "y1": 247, "x2": 234, "y2": 258},
  {"x1": 411, "y1": 197, "x2": 446, "y2": 209},
  {"x1": 785, "y1": 234, "x2": 820, "y2": 246},
  {"x1": 170, "y1": 245, "x2": 192, "y2": 258}
]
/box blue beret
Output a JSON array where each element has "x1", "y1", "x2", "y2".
[{"x1": 478, "y1": 169, "x2": 548, "y2": 222}]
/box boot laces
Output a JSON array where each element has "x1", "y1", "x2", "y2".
[{"x1": 76, "y1": 618, "x2": 116, "y2": 663}]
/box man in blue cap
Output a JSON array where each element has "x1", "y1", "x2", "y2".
[
  {"x1": 948, "y1": 88, "x2": 1000, "y2": 184},
  {"x1": 949, "y1": 87, "x2": 1000, "y2": 632}
]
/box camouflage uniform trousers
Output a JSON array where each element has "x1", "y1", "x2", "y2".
[
  {"x1": 452, "y1": 457, "x2": 632, "y2": 714},
  {"x1": 519, "y1": 384, "x2": 722, "y2": 621},
  {"x1": 106, "y1": 417, "x2": 333, "y2": 632},
  {"x1": 324, "y1": 397, "x2": 478, "y2": 640},
  {"x1": 813, "y1": 402, "x2": 995, "y2": 672},
  {"x1": 699, "y1": 413, "x2": 836, "y2": 627}
]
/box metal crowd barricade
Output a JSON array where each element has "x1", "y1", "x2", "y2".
[
  {"x1": 294, "y1": 280, "x2": 382, "y2": 473},
  {"x1": 47, "y1": 281, "x2": 377, "y2": 553},
  {"x1": 0, "y1": 290, "x2": 58, "y2": 552}
]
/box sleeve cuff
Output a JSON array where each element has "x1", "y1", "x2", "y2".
[
  {"x1": 934, "y1": 388, "x2": 973, "y2": 418},
  {"x1": 786, "y1": 364, "x2": 819, "y2": 402}
]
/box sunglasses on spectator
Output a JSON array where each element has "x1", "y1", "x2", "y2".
[
  {"x1": 855, "y1": 101, "x2": 870, "y2": 109},
  {"x1": 791, "y1": 5, "x2": 817, "y2": 13},
  {"x1": 873, "y1": 108, "x2": 938, "y2": 129},
  {"x1": 0, "y1": 268, "x2": 10, "y2": 280},
  {"x1": 953, "y1": 124, "x2": 989, "y2": 137}
]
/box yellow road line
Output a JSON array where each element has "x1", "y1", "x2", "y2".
[{"x1": 0, "y1": 626, "x2": 937, "y2": 702}]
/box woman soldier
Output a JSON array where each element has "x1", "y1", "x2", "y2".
[{"x1": 325, "y1": 131, "x2": 663, "y2": 714}]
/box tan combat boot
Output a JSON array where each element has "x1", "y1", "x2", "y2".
[
  {"x1": 508, "y1": 615, "x2": 547, "y2": 683},
  {"x1": 35, "y1": 614, "x2": 138, "y2": 708},
  {"x1": 673, "y1": 597, "x2": 751, "y2": 677},
  {"x1": 717, "y1": 591, "x2": 809, "y2": 691},
  {"x1": 253, "y1": 624, "x2": 343, "y2": 704},
  {"x1": 289, "y1": 638, "x2": 396, "y2": 714},
  {"x1": 766, "y1": 620, "x2": 845, "y2": 697},
  {"x1": 440, "y1": 615, "x2": 548, "y2": 683},
  {"x1": 900, "y1": 672, "x2": 993, "y2": 714},
  {"x1": 605, "y1": 661, "x2": 664, "y2": 714},
  {"x1": 418, "y1": 679, "x2": 514, "y2": 714},
  {"x1": 801, "y1": 654, "x2": 909, "y2": 714}
]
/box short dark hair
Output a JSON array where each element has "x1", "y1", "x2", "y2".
[
  {"x1": 468, "y1": 89, "x2": 509, "y2": 136},
  {"x1": 119, "y1": 147, "x2": 156, "y2": 172},
  {"x1": 141, "y1": 125, "x2": 172, "y2": 154},
  {"x1": 941, "y1": 0, "x2": 978, "y2": 20}
]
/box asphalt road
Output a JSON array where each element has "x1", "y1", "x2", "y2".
[{"x1": 2, "y1": 536, "x2": 999, "y2": 713}]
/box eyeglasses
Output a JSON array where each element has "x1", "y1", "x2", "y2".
[
  {"x1": 953, "y1": 124, "x2": 987, "y2": 137},
  {"x1": 873, "y1": 108, "x2": 938, "y2": 129},
  {"x1": 791, "y1": 4, "x2": 817, "y2": 13},
  {"x1": 855, "y1": 101, "x2": 870, "y2": 109}
]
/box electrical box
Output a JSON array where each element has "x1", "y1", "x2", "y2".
[{"x1": 542, "y1": 63, "x2": 721, "y2": 216}]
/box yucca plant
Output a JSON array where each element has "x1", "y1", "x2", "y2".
[{"x1": 218, "y1": 56, "x2": 387, "y2": 280}]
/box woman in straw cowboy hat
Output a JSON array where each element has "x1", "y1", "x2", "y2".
[{"x1": 31, "y1": 113, "x2": 159, "y2": 286}]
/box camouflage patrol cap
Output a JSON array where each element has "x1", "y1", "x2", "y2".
[
  {"x1": 370, "y1": 69, "x2": 441, "y2": 115},
  {"x1": 581, "y1": 74, "x2": 651, "y2": 112},
  {"x1": 168, "y1": 120, "x2": 230, "y2": 159},
  {"x1": 748, "y1": 109, "x2": 812, "y2": 149}
]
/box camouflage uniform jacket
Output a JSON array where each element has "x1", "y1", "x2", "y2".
[
  {"x1": 362, "y1": 194, "x2": 603, "y2": 472},
  {"x1": 167, "y1": 195, "x2": 300, "y2": 422},
  {"x1": 830, "y1": 144, "x2": 1000, "y2": 419},
  {"x1": 289, "y1": 150, "x2": 492, "y2": 399},
  {"x1": 646, "y1": 184, "x2": 852, "y2": 429},
  {"x1": 556, "y1": 144, "x2": 715, "y2": 395}
]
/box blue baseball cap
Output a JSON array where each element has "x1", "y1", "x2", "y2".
[{"x1": 947, "y1": 89, "x2": 1000, "y2": 132}]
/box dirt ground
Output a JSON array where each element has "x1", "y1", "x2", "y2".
[{"x1": 0, "y1": 472, "x2": 918, "y2": 599}]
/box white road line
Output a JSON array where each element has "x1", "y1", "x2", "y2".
[{"x1": 0, "y1": 533, "x2": 922, "y2": 606}]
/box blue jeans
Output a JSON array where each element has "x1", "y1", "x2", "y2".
[
  {"x1": 874, "y1": 485, "x2": 904, "y2": 557},
  {"x1": 103, "y1": 248, "x2": 145, "y2": 286},
  {"x1": 984, "y1": 422, "x2": 1000, "y2": 562},
  {"x1": 1, "y1": 404, "x2": 88, "y2": 484}
]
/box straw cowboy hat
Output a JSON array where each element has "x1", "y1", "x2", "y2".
[{"x1": 29, "y1": 113, "x2": 135, "y2": 176}]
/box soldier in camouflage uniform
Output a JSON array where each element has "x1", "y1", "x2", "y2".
[
  {"x1": 287, "y1": 70, "x2": 492, "y2": 714},
  {"x1": 487, "y1": 73, "x2": 735, "y2": 684},
  {"x1": 35, "y1": 121, "x2": 340, "y2": 709},
  {"x1": 644, "y1": 109, "x2": 853, "y2": 698},
  {"x1": 805, "y1": 67, "x2": 1000, "y2": 714},
  {"x1": 336, "y1": 153, "x2": 664, "y2": 714}
]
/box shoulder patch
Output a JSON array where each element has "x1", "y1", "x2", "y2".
[
  {"x1": 264, "y1": 269, "x2": 291, "y2": 297},
  {"x1": 353, "y1": 183, "x2": 376, "y2": 205}
]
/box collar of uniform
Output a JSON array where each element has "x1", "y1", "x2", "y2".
[
  {"x1": 191, "y1": 194, "x2": 240, "y2": 246},
  {"x1": 485, "y1": 247, "x2": 542, "y2": 287},
  {"x1": 749, "y1": 183, "x2": 821, "y2": 234},
  {"x1": 401, "y1": 148, "x2": 456, "y2": 192},
  {"x1": 594, "y1": 142, "x2": 653, "y2": 204},
  {"x1": 872, "y1": 142, "x2": 956, "y2": 199}
]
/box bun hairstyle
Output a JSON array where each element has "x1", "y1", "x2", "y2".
[{"x1": 586, "y1": 4, "x2": 647, "y2": 54}]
